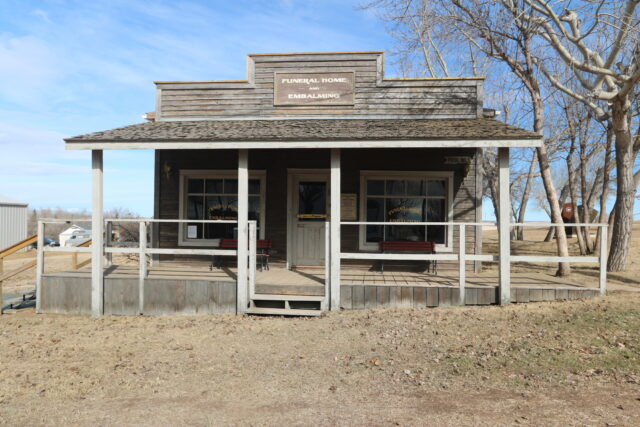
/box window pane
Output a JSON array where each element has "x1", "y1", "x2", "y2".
[
  {"x1": 428, "y1": 180, "x2": 446, "y2": 197},
  {"x1": 187, "y1": 179, "x2": 204, "y2": 194},
  {"x1": 366, "y1": 197, "x2": 384, "y2": 243},
  {"x1": 367, "y1": 180, "x2": 384, "y2": 195},
  {"x1": 298, "y1": 181, "x2": 326, "y2": 221},
  {"x1": 406, "y1": 179, "x2": 425, "y2": 196},
  {"x1": 426, "y1": 198, "x2": 445, "y2": 221},
  {"x1": 249, "y1": 196, "x2": 260, "y2": 223},
  {"x1": 386, "y1": 225, "x2": 425, "y2": 242},
  {"x1": 249, "y1": 179, "x2": 260, "y2": 195},
  {"x1": 427, "y1": 198, "x2": 446, "y2": 244},
  {"x1": 187, "y1": 196, "x2": 203, "y2": 220},
  {"x1": 386, "y1": 180, "x2": 405, "y2": 196},
  {"x1": 205, "y1": 223, "x2": 235, "y2": 239},
  {"x1": 205, "y1": 179, "x2": 223, "y2": 194},
  {"x1": 206, "y1": 196, "x2": 226, "y2": 219},
  {"x1": 386, "y1": 198, "x2": 425, "y2": 222},
  {"x1": 224, "y1": 179, "x2": 238, "y2": 194}
]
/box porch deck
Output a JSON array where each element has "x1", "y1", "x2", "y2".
[{"x1": 47, "y1": 261, "x2": 598, "y2": 293}]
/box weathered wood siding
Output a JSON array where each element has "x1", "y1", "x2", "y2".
[
  {"x1": 40, "y1": 275, "x2": 236, "y2": 315},
  {"x1": 156, "y1": 147, "x2": 480, "y2": 267},
  {"x1": 156, "y1": 53, "x2": 482, "y2": 120}
]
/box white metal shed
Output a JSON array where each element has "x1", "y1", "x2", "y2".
[{"x1": 0, "y1": 194, "x2": 28, "y2": 250}]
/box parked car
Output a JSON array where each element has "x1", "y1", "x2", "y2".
[{"x1": 30, "y1": 238, "x2": 60, "y2": 249}]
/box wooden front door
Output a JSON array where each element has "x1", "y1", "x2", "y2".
[{"x1": 290, "y1": 172, "x2": 329, "y2": 266}]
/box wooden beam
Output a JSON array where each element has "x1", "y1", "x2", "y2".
[
  {"x1": 139, "y1": 222, "x2": 147, "y2": 315},
  {"x1": 0, "y1": 259, "x2": 37, "y2": 282},
  {"x1": 458, "y1": 225, "x2": 466, "y2": 306},
  {"x1": 498, "y1": 147, "x2": 510, "y2": 305},
  {"x1": 330, "y1": 148, "x2": 341, "y2": 311},
  {"x1": 35, "y1": 221, "x2": 44, "y2": 314},
  {"x1": 599, "y1": 231, "x2": 607, "y2": 295},
  {"x1": 65, "y1": 138, "x2": 544, "y2": 151},
  {"x1": 248, "y1": 221, "x2": 256, "y2": 299},
  {"x1": 236, "y1": 149, "x2": 249, "y2": 313},
  {"x1": 91, "y1": 150, "x2": 104, "y2": 317},
  {"x1": 323, "y1": 221, "x2": 330, "y2": 311},
  {"x1": 0, "y1": 235, "x2": 37, "y2": 259}
]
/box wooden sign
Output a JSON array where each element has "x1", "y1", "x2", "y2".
[
  {"x1": 274, "y1": 72, "x2": 355, "y2": 106},
  {"x1": 341, "y1": 194, "x2": 357, "y2": 220}
]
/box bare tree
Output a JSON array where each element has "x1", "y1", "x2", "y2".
[{"x1": 510, "y1": 0, "x2": 640, "y2": 270}]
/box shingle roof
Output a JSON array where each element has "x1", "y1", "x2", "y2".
[{"x1": 65, "y1": 118, "x2": 540, "y2": 143}]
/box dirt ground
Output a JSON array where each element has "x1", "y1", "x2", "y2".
[{"x1": 1, "y1": 227, "x2": 639, "y2": 425}]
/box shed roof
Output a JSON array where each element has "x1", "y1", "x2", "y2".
[
  {"x1": 65, "y1": 118, "x2": 542, "y2": 150},
  {"x1": 0, "y1": 194, "x2": 28, "y2": 207}
]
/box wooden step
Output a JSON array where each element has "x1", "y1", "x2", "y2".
[
  {"x1": 251, "y1": 294, "x2": 325, "y2": 302},
  {"x1": 245, "y1": 307, "x2": 322, "y2": 317}
]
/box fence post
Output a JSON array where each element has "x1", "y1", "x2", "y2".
[
  {"x1": 139, "y1": 221, "x2": 147, "y2": 315},
  {"x1": 35, "y1": 221, "x2": 45, "y2": 314},
  {"x1": 106, "y1": 221, "x2": 113, "y2": 267},
  {"x1": 599, "y1": 227, "x2": 607, "y2": 296},
  {"x1": 323, "y1": 221, "x2": 330, "y2": 311},
  {"x1": 249, "y1": 221, "x2": 256, "y2": 299},
  {"x1": 0, "y1": 255, "x2": 3, "y2": 314},
  {"x1": 458, "y1": 225, "x2": 466, "y2": 306}
]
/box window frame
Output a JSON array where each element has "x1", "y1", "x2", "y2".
[
  {"x1": 178, "y1": 169, "x2": 266, "y2": 246},
  {"x1": 358, "y1": 170, "x2": 454, "y2": 252}
]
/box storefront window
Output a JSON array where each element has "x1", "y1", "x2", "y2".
[
  {"x1": 364, "y1": 177, "x2": 448, "y2": 244},
  {"x1": 182, "y1": 173, "x2": 263, "y2": 242}
]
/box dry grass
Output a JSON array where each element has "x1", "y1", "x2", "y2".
[
  {"x1": 0, "y1": 294, "x2": 639, "y2": 425},
  {"x1": 1, "y1": 226, "x2": 640, "y2": 425}
]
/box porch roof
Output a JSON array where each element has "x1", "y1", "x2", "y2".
[{"x1": 65, "y1": 118, "x2": 542, "y2": 150}]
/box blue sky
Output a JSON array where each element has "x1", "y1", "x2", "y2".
[
  {"x1": 0, "y1": 0, "x2": 391, "y2": 216},
  {"x1": 0, "y1": 0, "x2": 563, "y2": 220}
]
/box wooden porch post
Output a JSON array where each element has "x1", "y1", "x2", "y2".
[
  {"x1": 330, "y1": 148, "x2": 341, "y2": 310},
  {"x1": 498, "y1": 147, "x2": 511, "y2": 305},
  {"x1": 237, "y1": 149, "x2": 249, "y2": 313},
  {"x1": 91, "y1": 150, "x2": 104, "y2": 317}
]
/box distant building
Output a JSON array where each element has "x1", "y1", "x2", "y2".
[
  {"x1": 0, "y1": 195, "x2": 28, "y2": 250},
  {"x1": 59, "y1": 225, "x2": 92, "y2": 247}
]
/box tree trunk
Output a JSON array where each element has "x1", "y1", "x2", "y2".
[
  {"x1": 607, "y1": 99, "x2": 636, "y2": 271},
  {"x1": 515, "y1": 149, "x2": 537, "y2": 240},
  {"x1": 567, "y1": 129, "x2": 586, "y2": 255},
  {"x1": 595, "y1": 126, "x2": 613, "y2": 253}
]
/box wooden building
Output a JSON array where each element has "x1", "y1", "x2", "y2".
[{"x1": 36, "y1": 52, "x2": 606, "y2": 317}]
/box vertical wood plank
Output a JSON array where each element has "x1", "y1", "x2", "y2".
[
  {"x1": 401, "y1": 287, "x2": 413, "y2": 308},
  {"x1": 377, "y1": 286, "x2": 390, "y2": 308},
  {"x1": 498, "y1": 147, "x2": 510, "y2": 305},
  {"x1": 249, "y1": 221, "x2": 257, "y2": 298},
  {"x1": 390, "y1": 286, "x2": 402, "y2": 307},
  {"x1": 458, "y1": 225, "x2": 466, "y2": 306},
  {"x1": 599, "y1": 231, "x2": 607, "y2": 295},
  {"x1": 427, "y1": 288, "x2": 439, "y2": 307},
  {"x1": 330, "y1": 148, "x2": 341, "y2": 310},
  {"x1": 465, "y1": 288, "x2": 478, "y2": 305},
  {"x1": 237, "y1": 149, "x2": 249, "y2": 313},
  {"x1": 340, "y1": 285, "x2": 352, "y2": 310},
  {"x1": 529, "y1": 289, "x2": 543, "y2": 302},
  {"x1": 438, "y1": 288, "x2": 451, "y2": 307},
  {"x1": 138, "y1": 222, "x2": 147, "y2": 315},
  {"x1": 365, "y1": 286, "x2": 377, "y2": 309},
  {"x1": 352, "y1": 285, "x2": 365, "y2": 309},
  {"x1": 35, "y1": 221, "x2": 45, "y2": 313},
  {"x1": 413, "y1": 287, "x2": 426, "y2": 308},
  {"x1": 323, "y1": 221, "x2": 330, "y2": 310},
  {"x1": 91, "y1": 150, "x2": 104, "y2": 317}
]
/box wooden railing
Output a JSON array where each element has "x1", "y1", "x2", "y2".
[
  {"x1": 0, "y1": 234, "x2": 38, "y2": 314},
  {"x1": 35, "y1": 218, "x2": 257, "y2": 315},
  {"x1": 339, "y1": 221, "x2": 608, "y2": 305}
]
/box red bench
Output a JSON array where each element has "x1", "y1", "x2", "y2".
[
  {"x1": 379, "y1": 241, "x2": 437, "y2": 274},
  {"x1": 211, "y1": 238, "x2": 272, "y2": 271}
]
